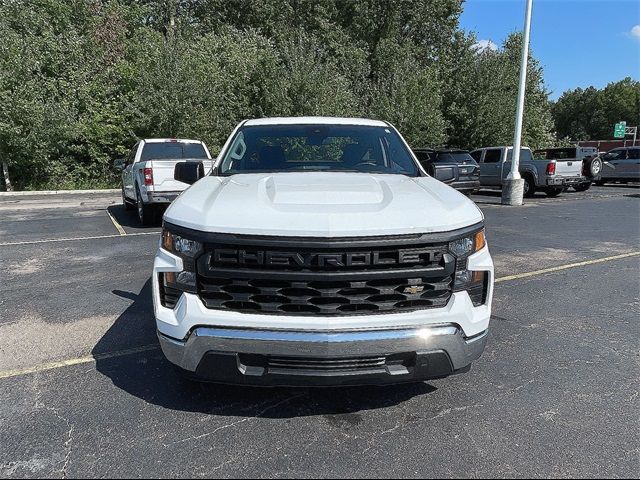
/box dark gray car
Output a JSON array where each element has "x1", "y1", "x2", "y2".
[
  {"x1": 413, "y1": 149, "x2": 480, "y2": 194},
  {"x1": 596, "y1": 147, "x2": 640, "y2": 184}
]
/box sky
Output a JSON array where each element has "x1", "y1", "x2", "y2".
[{"x1": 459, "y1": 0, "x2": 640, "y2": 100}]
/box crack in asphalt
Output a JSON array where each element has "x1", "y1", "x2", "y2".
[
  {"x1": 31, "y1": 402, "x2": 74, "y2": 479},
  {"x1": 162, "y1": 393, "x2": 306, "y2": 448},
  {"x1": 428, "y1": 403, "x2": 484, "y2": 420},
  {"x1": 29, "y1": 374, "x2": 74, "y2": 479}
]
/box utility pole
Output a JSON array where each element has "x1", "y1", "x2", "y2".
[{"x1": 502, "y1": 0, "x2": 533, "y2": 206}]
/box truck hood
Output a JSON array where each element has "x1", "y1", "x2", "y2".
[{"x1": 164, "y1": 172, "x2": 483, "y2": 237}]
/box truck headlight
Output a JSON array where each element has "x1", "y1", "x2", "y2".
[
  {"x1": 161, "y1": 229, "x2": 203, "y2": 258},
  {"x1": 159, "y1": 229, "x2": 202, "y2": 302},
  {"x1": 450, "y1": 228, "x2": 488, "y2": 307},
  {"x1": 449, "y1": 229, "x2": 485, "y2": 257}
]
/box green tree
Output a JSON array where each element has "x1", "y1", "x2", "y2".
[
  {"x1": 553, "y1": 78, "x2": 640, "y2": 140},
  {"x1": 367, "y1": 39, "x2": 446, "y2": 147},
  {"x1": 275, "y1": 31, "x2": 363, "y2": 118},
  {"x1": 0, "y1": 0, "x2": 595, "y2": 191},
  {"x1": 440, "y1": 33, "x2": 555, "y2": 150}
]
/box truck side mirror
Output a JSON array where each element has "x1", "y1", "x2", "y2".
[
  {"x1": 113, "y1": 158, "x2": 125, "y2": 170},
  {"x1": 175, "y1": 161, "x2": 204, "y2": 185}
]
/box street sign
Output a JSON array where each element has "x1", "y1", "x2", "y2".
[{"x1": 614, "y1": 122, "x2": 626, "y2": 138}]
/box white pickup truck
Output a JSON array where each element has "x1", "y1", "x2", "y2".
[
  {"x1": 470, "y1": 146, "x2": 585, "y2": 197},
  {"x1": 154, "y1": 117, "x2": 494, "y2": 387},
  {"x1": 115, "y1": 139, "x2": 213, "y2": 225}
]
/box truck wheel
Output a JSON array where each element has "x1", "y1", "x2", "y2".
[
  {"x1": 122, "y1": 187, "x2": 134, "y2": 211},
  {"x1": 136, "y1": 187, "x2": 156, "y2": 226},
  {"x1": 574, "y1": 182, "x2": 591, "y2": 192},
  {"x1": 589, "y1": 158, "x2": 603, "y2": 177},
  {"x1": 545, "y1": 187, "x2": 563, "y2": 198},
  {"x1": 523, "y1": 174, "x2": 536, "y2": 198}
]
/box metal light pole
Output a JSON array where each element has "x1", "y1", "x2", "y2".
[{"x1": 502, "y1": 0, "x2": 533, "y2": 206}]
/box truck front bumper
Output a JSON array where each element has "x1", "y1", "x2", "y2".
[
  {"x1": 154, "y1": 243, "x2": 493, "y2": 386},
  {"x1": 158, "y1": 325, "x2": 488, "y2": 386}
]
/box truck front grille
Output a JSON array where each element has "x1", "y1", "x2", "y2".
[
  {"x1": 198, "y1": 275, "x2": 453, "y2": 315},
  {"x1": 195, "y1": 234, "x2": 455, "y2": 316}
]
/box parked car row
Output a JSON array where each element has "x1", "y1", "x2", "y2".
[
  {"x1": 411, "y1": 143, "x2": 637, "y2": 197},
  {"x1": 114, "y1": 135, "x2": 640, "y2": 225}
]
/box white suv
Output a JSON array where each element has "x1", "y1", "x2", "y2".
[{"x1": 153, "y1": 117, "x2": 494, "y2": 386}]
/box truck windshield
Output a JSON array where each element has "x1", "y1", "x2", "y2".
[
  {"x1": 141, "y1": 142, "x2": 207, "y2": 161},
  {"x1": 217, "y1": 125, "x2": 419, "y2": 176}
]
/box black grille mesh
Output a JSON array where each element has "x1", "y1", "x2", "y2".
[{"x1": 198, "y1": 275, "x2": 453, "y2": 315}]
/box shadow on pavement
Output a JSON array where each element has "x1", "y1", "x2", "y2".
[
  {"x1": 107, "y1": 204, "x2": 165, "y2": 230},
  {"x1": 473, "y1": 189, "x2": 558, "y2": 199},
  {"x1": 93, "y1": 279, "x2": 436, "y2": 418}
]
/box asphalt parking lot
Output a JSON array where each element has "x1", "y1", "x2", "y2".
[{"x1": 0, "y1": 185, "x2": 638, "y2": 478}]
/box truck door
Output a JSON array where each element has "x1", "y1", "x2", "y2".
[
  {"x1": 123, "y1": 142, "x2": 139, "y2": 200},
  {"x1": 479, "y1": 148, "x2": 502, "y2": 186},
  {"x1": 626, "y1": 148, "x2": 640, "y2": 180},
  {"x1": 503, "y1": 148, "x2": 535, "y2": 181},
  {"x1": 601, "y1": 148, "x2": 626, "y2": 179}
]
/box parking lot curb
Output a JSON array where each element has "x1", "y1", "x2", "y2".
[{"x1": 0, "y1": 188, "x2": 119, "y2": 196}]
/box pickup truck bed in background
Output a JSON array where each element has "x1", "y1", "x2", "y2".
[
  {"x1": 534, "y1": 147, "x2": 602, "y2": 192},
  {"x1": 117, "y1": 138, "x2": 213, "y2": 225}
]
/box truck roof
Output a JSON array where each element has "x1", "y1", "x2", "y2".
[
  {"x1": 243, "y1": 117, "x2": 389, "y2": 127},
  {"x1": 414, "y1": 148, "x2": 469, "y2": 154},
  {"x1": 142, "y1": 138, "x2": 204, "y2": 144},
  {"x1": 473, "y1": 146, "x2": 531, "y2": 150}
]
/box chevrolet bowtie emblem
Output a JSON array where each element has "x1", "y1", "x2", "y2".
[{"x1": 403, "y1": 285, "x2": 424, "y2": 294}]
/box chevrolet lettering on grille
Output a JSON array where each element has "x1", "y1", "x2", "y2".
[{"x1": 211, "y1": 248, "x2": 434, "y2": 269}]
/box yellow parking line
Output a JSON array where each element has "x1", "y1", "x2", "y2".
[
  {"x1": 0, "y1": 251, "x2": 638, "y2": 381},
  {"x1": 0, "y1": 345, "x2": 159, "y2": 380},
  {"x1": 495, "y1": 251, "x2": 640, "y2": 283},
  {"x1": 106, "y1": 208, "x2": 127, "y2": 236}
]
